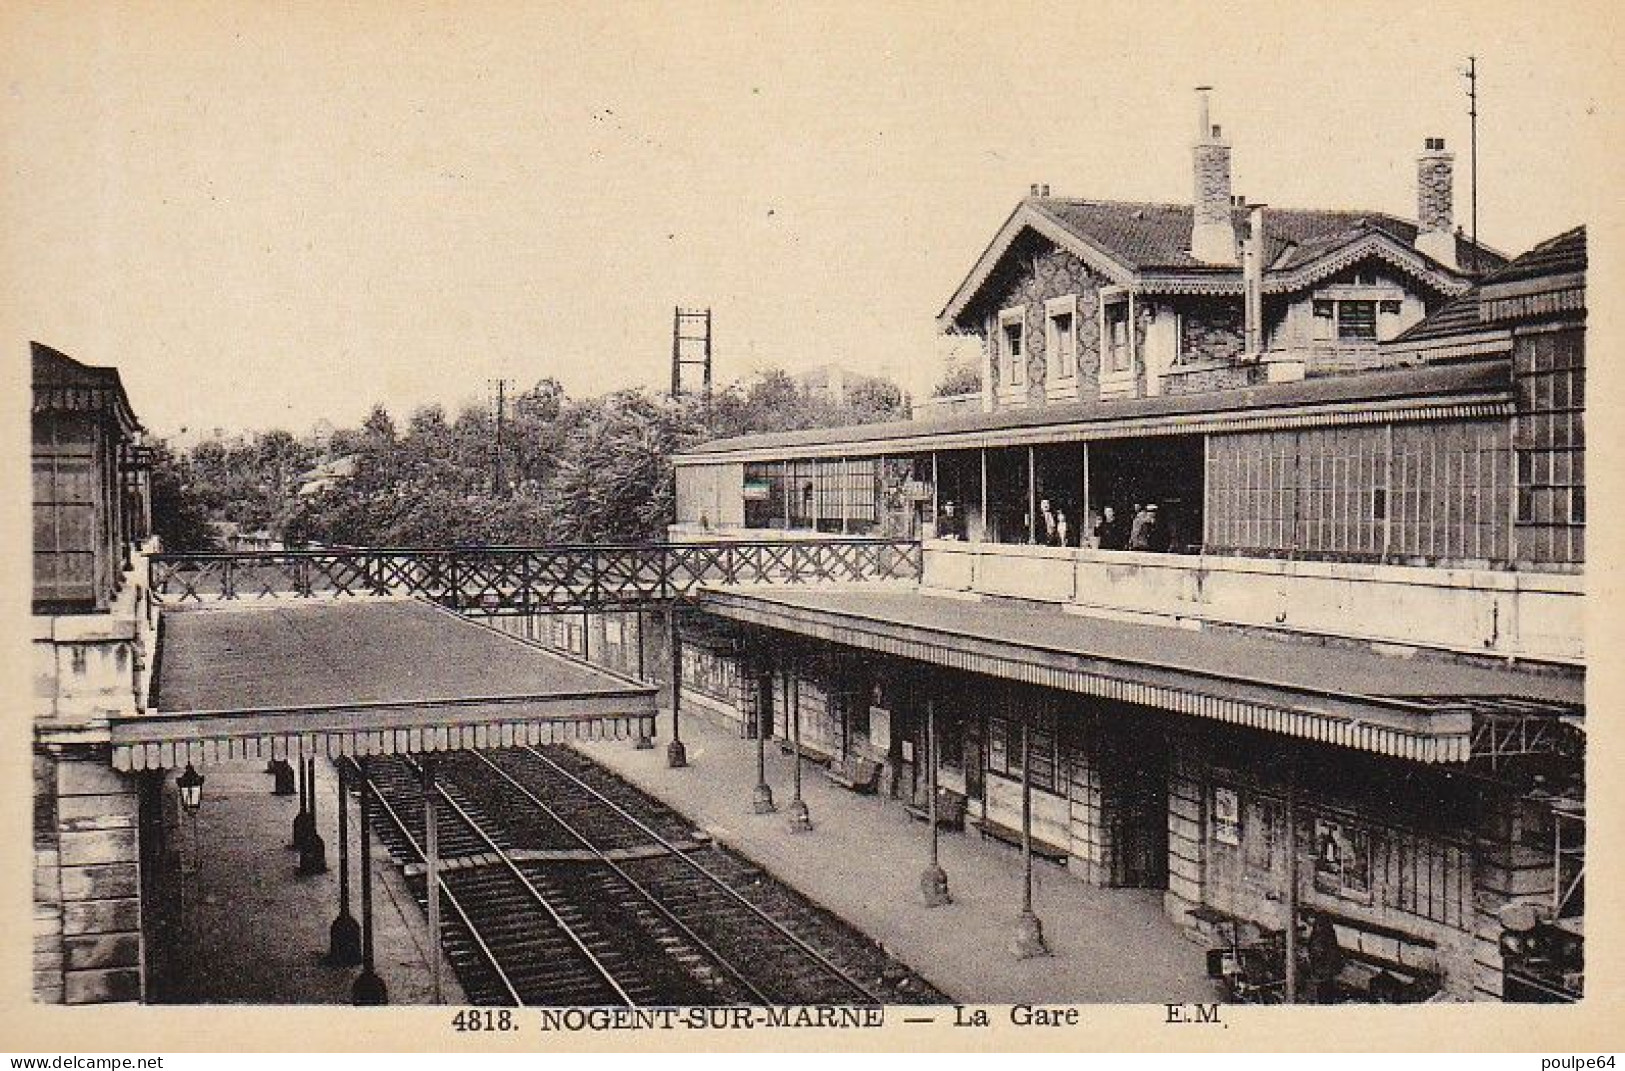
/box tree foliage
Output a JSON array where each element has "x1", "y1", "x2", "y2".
[{"x1": 166, "y1": 366, "x2": 906, "y2": 547}]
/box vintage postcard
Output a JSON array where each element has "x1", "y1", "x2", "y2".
[{"x1": 2, "y1": 0, "x2": 1620, "y2": 1055}]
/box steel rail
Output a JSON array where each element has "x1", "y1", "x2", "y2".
[
  {"x1": 395, "y1": 755, "x2": 637, "y2": 1008},
  {"x1": 352, "y1": 759, "x2": 523, "y2": 1007},
  {"x1": 463, "y1": 749, "x2": 773, "y2": 1005},
  {"x1": 518, "y1": 745, "x2": 884, "y2": 1004}
]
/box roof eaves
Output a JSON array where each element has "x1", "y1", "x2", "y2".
[{"x1": 937, "y1": 200, "x2": 1137, "y2": 330}]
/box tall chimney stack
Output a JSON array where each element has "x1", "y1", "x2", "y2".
[
  {"x1": 1190, "y1": 87, "x2": 1238, "y2": 265},
  {"x1": 1415, "y1": 137, "x2": 1458, "y2": 269}
]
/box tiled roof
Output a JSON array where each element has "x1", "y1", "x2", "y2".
[
  {"x1": 1482, "y1": 225, "x2": 1586, "y2": 285},
  {"x1": 1392, "y1": 226, "x2": 1586, "y2": 344},
  {"x1": 1031, "y1": 199, "x2": 1503, "y2": 275}
]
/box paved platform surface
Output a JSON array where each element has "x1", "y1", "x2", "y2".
[
  {"x1": 576, "y1": 713, "x2": 1223, "y2": 1004},
  {"x1": 153, "y1": 759, "x2": 464, "y2": 1005}
]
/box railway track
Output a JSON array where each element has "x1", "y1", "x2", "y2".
[{"x1": 360, "y1": 747, "x2": 934, "y2": 1007}]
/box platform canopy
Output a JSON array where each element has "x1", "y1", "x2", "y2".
[
  {"x1": 115, "y1": 598, "x2": 657, "y2": 771},
  {"x1": 697, "y1": 587, "x2": 1584, "y2": 765}
]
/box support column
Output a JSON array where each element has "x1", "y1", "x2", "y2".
[
  {"x1": 326, "y1": 759, "x2": 362, "y2": 966},
  {"x1": 291, "y1": 753, "x2": 314, "y2": 851},
  {"x1": 633, "y1": 611, "x2": 655, "y2": 750},
  {"x1": 298, "y1": 757, "x2": 328, "y2": 875},
  {"x1": 920, "y1": 693, "x2": 951, "y2": 906},
  {"x1": 1284, "y1": 758, "x2": 1301, "y2": 1004},
  {"x1": 786, "y1": 669, "x2": 812, "y2": 833},
  {"x1": 751, "y1": 659, "x2": 776, "y2": 814},
  {"x1": 351, "y1": 757, "x2": 388, "y2": 1005},
  {"x1": 666, "y1": 607, "x2": 688, "y2": 768},
  {"x1": 422, "y1": 756, "x2": 442, "y2": 1004},
  {"x1": 930, "y1": 452, "x2": 940, "y2": 536},
  {"x1": 979, "y1": 448, "x2": 989, "y2": 543},
  {"x1": 1027, "y1": 445, "x2": 1037, "y2": 545},
  {"x1": 1011, "y1": 709, "x2": 1050, "y2": 958}
]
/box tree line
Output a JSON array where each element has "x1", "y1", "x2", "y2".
[{"x1": 150, "y1": 369, "x2": 908, "y2": 550}]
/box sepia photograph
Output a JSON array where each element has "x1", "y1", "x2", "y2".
[{"x1": 5, "y1": 0, "x2": 1619, "y2": 1056}]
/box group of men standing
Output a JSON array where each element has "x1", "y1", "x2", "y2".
[{"x1": 934, "y1": 498, "x2": 1175, "y2": 552}]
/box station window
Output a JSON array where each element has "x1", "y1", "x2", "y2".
[
  {"x1": 1104, "y1": 301, "x2": 1131, "y2": 374},
  {"x1": 1000, "y1": 309, "x2": 1026, "y2": 387},
  {"x1": 1045, "y1": 296, "x2": 1078, "y2": 381}
]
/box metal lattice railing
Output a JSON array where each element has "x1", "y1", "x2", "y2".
[{"x1": 147, "y1": 538, "x2": 922, "y2": 613}]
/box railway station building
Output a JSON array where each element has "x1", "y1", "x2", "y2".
[{"x1": 665, "y1": 101, "x2": 1586, "y2": 1003}]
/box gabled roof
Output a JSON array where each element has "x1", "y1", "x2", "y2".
[
  {"x1": 1392, "y1": 226, "x2": 1585, "y2": 346},
  {"x1": 940, "y1": 198, "x2": 1504, "y2": 329}
]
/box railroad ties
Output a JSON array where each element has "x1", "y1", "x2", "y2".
[{"x1": 359, "y1": 748, "x2": 943, "y2": 1007}]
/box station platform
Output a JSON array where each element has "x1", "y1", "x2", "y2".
[
  {"x1": 149, "y1": 759, "x2": 464, "y2": 1005},
  {"x1": 575, "y1": 715, "x2": 1223, "y2": 1004}
]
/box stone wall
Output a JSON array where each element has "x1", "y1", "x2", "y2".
[
  {"x1": 1180, "y1": 299, "x2": 1246, "y2": 365},
  {"x1": 34, "y1": 748, "x2": 144, "y2": 1004},
  {"x1": 980, "y1": 237, "x2": 1108, "y2": 408}
]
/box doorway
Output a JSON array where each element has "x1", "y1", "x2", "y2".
[{"x1": 1104, "y1": 722, "x2": 1170, "y2": 888}]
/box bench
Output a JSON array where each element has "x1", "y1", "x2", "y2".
[
  {"x1": 905, "y1": 787, "x2": 968, "y2": 831},
  {"x1": 970, "y1": 815, "x2": 1069, "y2": 864},
  {"x1": 821, "y1": 754, "x2": 883, "y2": 795}
]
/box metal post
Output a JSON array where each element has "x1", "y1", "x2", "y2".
[
  {"x1": 291, "y1": 752, "x2": 313, "y2": 850},
  {"x1": 1011, "y1": 706, "x2": 1049, "y2": 958},
  {"x1": 787, "y1": 668, "x2": 811, "y2": 832},
  {"x1": 422, "y1": 756, "x2": 443, "y2": 1004},
  {"x1": 920, "y1": 693, "x2": 951, "y2": 906},
  {"x1": 299, "y1": 757, "x2": 328, "y2": 875},
  {"x1": 979, "y1": 447, "x2": 989, "y2": 543},
  {"x1": 634, "y1": 611, "x2": 654, "y2": 749},
  {"x1": 666, "y1": 607, "x2": 688, "y2": 768},
  {"x1": 930, "y1": 452, "x2": 940, "y2": 536},
  {"x1": 1027, "y1": 445, "x2": 1037, "y2": 544},
  {"x1": 327, "y1": 759, "x2": 362, "y2": 966},
  {"x1": 1284, "y1": 760, "x2": 1301, "y2": 1004},
  {"x1": 752, "y1": 658, "x2": 776, "y2": 813},
  {"x1": 581, "y1": 610, "x2": 591, "y2": 662},
  {"x1": 351, "y1": 757, "x2": 388, "y2": 1005}
]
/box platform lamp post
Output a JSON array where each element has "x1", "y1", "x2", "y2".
[
  {"x1": 352, "y1": 757, "x2": 389, "y2": 1005},
  {"x1": 752, "y1": 658, "x2": 776, "y2": 814},
  {"x1": 175, "y1": 763, "x2": 205, "y2": 921},
  {"x1": 1010, "y1": 707, "x2": 1050, "y2": 959},
  {"x1": 325, "y1": 759, "x2": 362, "y2": 967},
  {"x1": 298, "y1": 757, "x2": 328, "y2": 876},
  {"x1": 920, "y1": 694, "x2": 951, "y2": 907},
  {"x1": 666, "y1": 606, "x2": 688, "y2": 769},
  {"x1": 176, "y1": 762, "x2": 205, "y2": 871},
  {"x1": 786, "y1": 667, "x2": 812, "y2": 833}
]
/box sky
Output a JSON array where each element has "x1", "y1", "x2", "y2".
[{"x1": 2, "y1": 1, "x2": 1617, "y2": 441}]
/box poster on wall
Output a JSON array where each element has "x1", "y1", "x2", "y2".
[
  {"x1": 870, "y1": 705, "x2": 891, "y2": 753},
  {"x1": 1213, "y1": 786, "x2": 1241, "y2": 846},
  {"x1": 1312, "y1": 816, "x2": 1372, "y2": 898}
]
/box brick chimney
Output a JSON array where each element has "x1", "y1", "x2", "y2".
[
  {"x1": 1415, "y1": 137, "x2": 1458, "y2": 269},
  {"x1": 1190, "y1": 87, "x2": 1238, "y2": 265}
]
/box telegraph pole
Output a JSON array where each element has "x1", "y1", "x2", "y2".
[
  {"x1": 489, "y1": 378, "x2": 512, "y2": 497},
  {"x1": 1468, "y1": 55, "x2": 1478, "y2": 253}
]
